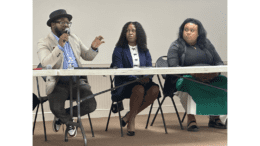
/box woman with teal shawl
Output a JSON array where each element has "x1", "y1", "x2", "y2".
[{"x1": 167, "y1": 18, "x2": 227, "y2": 132}]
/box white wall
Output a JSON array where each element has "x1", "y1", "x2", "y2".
[
  {"x1": 33, "y1": 0, "x2": 227, "y2": 66},
  {"x1": 33, "y1": 0, "x2": 227, "y2": 121}
]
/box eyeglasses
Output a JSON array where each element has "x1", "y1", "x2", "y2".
[
  {"x1": 55, "y1": 21, "x2": 72, "y2": 27},
  {"x1": 126, "y1": 29, "x2": 136, "y2": 33}
]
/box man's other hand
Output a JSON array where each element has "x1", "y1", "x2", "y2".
[{"x1": 91, "y1": 35, "x2": 105, "y2": 50}]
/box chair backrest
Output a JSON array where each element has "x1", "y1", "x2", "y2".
[
  {"x1": 37, "y1": 63, "x2": 47, "y2": 82},
  {"x1": 108, "y1": 63, "x2": 115, "y2": 90},
  {"x1": 155, "y1": 56, "x2": 168, "y2": 79},
  {"x1": 109, "y1": 63, "x2": 118, "y2": 85},
  {"x1": 37, "y1": 63, "x2": 43, "y2": 68},
  {"x1": 109, "y1": 63, "x2": 124, "y2": 111},
  {"x1": 109, "y1": 63, "x2": 113, "y2": 68},
  {"x1": 35, "y1": 63, "x2": 48, "y2": 100}
]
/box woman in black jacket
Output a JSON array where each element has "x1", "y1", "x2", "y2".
[
  {"x1": 167, "y1": 18, "x2": 227, "y2": 132},
  {"x1": 112, "y1": 21, "x2": 161, "y2": 136}
]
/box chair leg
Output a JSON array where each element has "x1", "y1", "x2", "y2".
[
  {"x1": 117, "y1": 102, "x2": 124, "y2": 137},
  {"x1": 170, "y1": 97, "x2": 184, "y2": 130},
  {"x1": 35, "y1": 77, "x2": 47, "y2": 141},
  {"x1": 105, "y1": 103, "x2": 113, "y2": 131},
  {"x1": 88, "y1": 114, "x2": 94, "y2": 137},
  {"x1": 182, "y1": 112, "x2": 186, "y2": 123},
  {"x1": 40, "y1": 101, "x2": 47, "y2": 141},
  {"x1": 157, "y1": 98, "x2": 168, "y2": 134},
  {"x1": 145, "y1": 102, "x2": 154, "y2": 129},
  {"x1": 150, "y1": 74, "x2": 166, "y2": 127},
  {"x1": 65, "y1": 124, "x2": 69, "y2": 142},
  {"x1": 33, "y1": 104, "x2": 39, "y2": 135},
  {"x1": 150, "y1": 96, "x2": 167, "y2": 126}
]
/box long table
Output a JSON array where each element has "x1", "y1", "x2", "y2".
[
  {"x1": 33, "y1": 66, "x2": 227, "y2": 76},
  {"x1": 33, "y1": 65, "x2": 227, "y2": 146}
]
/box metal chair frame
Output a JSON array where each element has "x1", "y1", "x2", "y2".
[
  {"x1": 105, "y1": 65, "x2": 168, "y2": 136},
  {"x1": 145, "y1": 56, "x2": 184, "y2": 130},
  {"x1": 105, "y1": 75, "x2": 125, "y2": 137},
  {"x1": 33, "y1": 63, "x2": 95, "y2": 144},
  {"x1": 32, "y1": 76, "x2": 48, "y2": 141}
]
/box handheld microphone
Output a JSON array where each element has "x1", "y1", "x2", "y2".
[
  {"x1": 65, "y1": 28, "x2": 70, "y2": 35},
  {"x1": 63, "y1": 28, "x2": 70, "y2": 42}
]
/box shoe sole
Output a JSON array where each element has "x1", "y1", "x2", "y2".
[
  {"x1": 208, "y1": 125, "x2": 227, "y2": 129},
  {"x1": 68, "y1": 128, "x2": 77, "y2": 137},
  {"x1": 187, "y1": 125, "x2": 199, "y2": 132},
  {"x1": 127, "y1": 131, "x2": 135, "y2": 136},
  {"x1": 208, "y1": 123, "x2": 226, "y2": 129},
  {"x1": 187, "y1": 128, "x2": 199, "y2": 132}
]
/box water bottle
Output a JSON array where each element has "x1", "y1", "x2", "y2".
[
  {"x1": 46, "y1": 64, "x2": 52, "y2": 69},
  {"x1": 68, "y1": 63, "x2": 74, "y2": 70}
]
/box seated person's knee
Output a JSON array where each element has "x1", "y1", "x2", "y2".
[
  {"x1": 132, "y1": 85, "x2": 145, "y2": 95},
  {"x1": 149, "y1": 85, "x2": 159, "y2": 97},
  {"x1": 87, "y1": 98, "x2": 97, "y2": 113}
]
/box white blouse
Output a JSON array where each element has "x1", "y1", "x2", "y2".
[{"x1": 128, "y1": 45, "x2": 140, "y2": 67}]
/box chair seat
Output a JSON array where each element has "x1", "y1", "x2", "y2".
[{"x1": 40, "y1": 97, "x2": 48, "y2": 103}]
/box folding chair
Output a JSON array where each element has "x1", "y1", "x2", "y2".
[
  {"x1": 105, "y1": 64, "x2": 168, "y2": 137},
  {"x1": 105, "y1": 74, "x2": 125, "y2": 137},
  {"x1": 33, "y1": 63, "x2": 95, "y2": 141},
  {"x1": 32, "y1": 63, "x2": 48, "y2": 141},
  {"x1": 145, "y1": 56, "x2": 184, "y2": 130}
]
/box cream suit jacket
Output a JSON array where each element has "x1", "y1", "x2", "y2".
[{"x1": 37, "y1": 32, "x2": 98, "y2": 95}]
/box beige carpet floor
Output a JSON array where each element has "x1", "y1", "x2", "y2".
[{"x1": 33, "y1": 113, "x2": 227, "y2": 146}]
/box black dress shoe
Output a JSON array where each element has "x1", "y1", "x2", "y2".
[
  {"x1": 208, "y1": 118, "x2": 226, "y2": 129},
  {"x1": 121, "y1": 111, "x2": 129, "y2": 127},
  {"x1": 127, "y1": 131, "x2": 135, "y2": 136}
]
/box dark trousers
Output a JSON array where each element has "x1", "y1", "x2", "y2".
[{"x1": 47, "y1": 81, "x2": 97, "y2": 124}]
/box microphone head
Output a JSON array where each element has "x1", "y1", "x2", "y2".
[{"x1": 65, "y1": 28, "x2": 70, "y2": 35}]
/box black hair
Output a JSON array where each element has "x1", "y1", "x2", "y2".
[
  {"x1": 116, "y1": 21, "x2": 148, "y2": 52},
  {"x1": 177, "y1": 18, "x2": 207, "y2": 49}
]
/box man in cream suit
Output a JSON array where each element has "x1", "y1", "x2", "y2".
[{"x1": 37, "y1": 9, "x2": 104, "y2": 137}]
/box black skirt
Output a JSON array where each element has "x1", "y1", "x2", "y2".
[{"x1": 118, "y1": 80, "x2": 162, "y2": 101}]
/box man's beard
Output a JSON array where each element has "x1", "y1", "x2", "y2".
[{"x1": 54, "y1": 27, "x2": 65, "y2": 38}]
